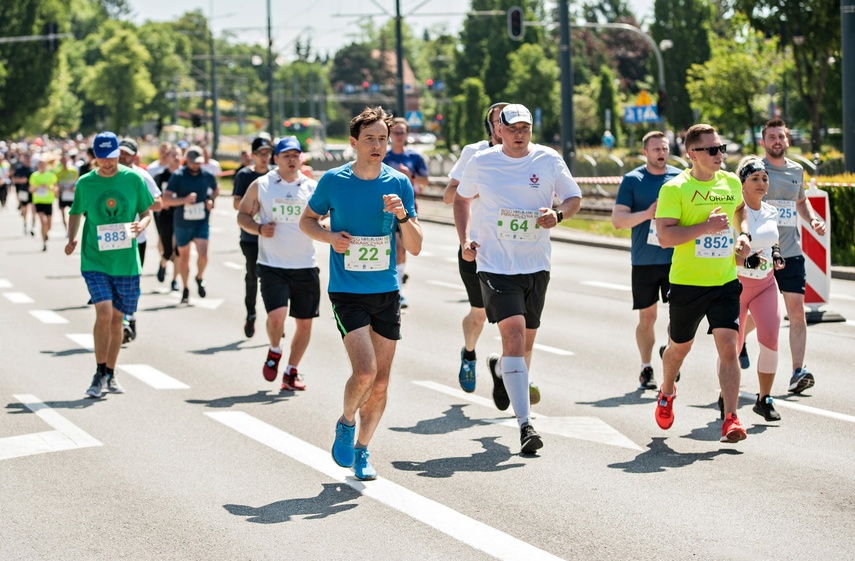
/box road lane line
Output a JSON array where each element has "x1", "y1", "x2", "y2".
[
  {"x1": 0, "y1": 395, "x2": 102, "y2": 461},
  {"x1": 492, "y1": 336, "x2": 574, "y2": 356},
  {"x1": 66, "y1": 333, "x2": 95, "y2": 351},
  {"x1": 223, "y1": 261, "x2": 243, "y2": 270},
  {"x1": 30, "y1": 310, "x2": 69, "y2": 324},
  {"x1": 0, "y1": 279, "x2": 12, "y2": 288},
  {"x1": 118, "y1": 364, "x2": 189, "y2": 390},
  {"x1": 739, "y1": 390, "x2": 855, "y2": 424},
  {"x1": 3, "y1": 292, "x2": 34, "y2": 303},
  {"x1": 580, "y1": 280, "x2": 631, "y2": 291},
  {"x1": 206, "y1": 411, "x2": 563, "y2": 561}
]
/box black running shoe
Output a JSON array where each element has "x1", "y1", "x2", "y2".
[
  {"x1": 156, "y1": 265, "x2": 166, "y2": 283},
  {"x1": 244, "y1": 315, "x2": 256, "y2": 338},
  {"x1": 638, "y1": 366, "x2": 656, "y2": 390},
  {"x1": 181, "y1": 288, "x2": 190, "y2": 304},
  {"x1": 659, "y1": 345, "x2": 681, "y2": 383},
  {"x1": 739, "y1": 343, "x2": 750, "y2": 369},
  {"x1": 196, "y1": 277, "x2": 207, "y2": 298},
  {"x1": 520, "y1": 422, "x2": 543, "y2": 454},
  {"x1": 171, "y1": 280, "x2": 179, "y2": 292},
  {"x1": 487, "y1": 353, "x2": 510, "y2": 411},
  {"x1": 753, "y1": 394, "x2": 781, "y2": 421}
]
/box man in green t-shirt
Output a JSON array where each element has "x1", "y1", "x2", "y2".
[
  {"x1": 653, "y1": 123, "x2": 752, "y2": 444},
  {"x1": 65, "y1": 132, "x2": 154, "y2": 398},
  {"x1": 29, "y1": 158, "x2": 58, "y2": 251}
]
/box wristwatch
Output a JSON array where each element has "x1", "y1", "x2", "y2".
[
  {"x1": 738, "y1": 231, "x2": 752, "y2": 241},
  {"x1": 555, "y1": 209, "x2": 564, "y2": 223},
  {"x1": 397, "y1": 210, "x2": 410, "y2": 224}
]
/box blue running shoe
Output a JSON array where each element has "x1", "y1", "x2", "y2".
[
  {"x1": 458, "y1": 348, "x2": 476, "y2": 392},
  {"x1": 332, "y1": 420, "x2": 355, "y2": 468},
  {"x1": 353, "y1": 448, "x2": 377, "y2": 480}
]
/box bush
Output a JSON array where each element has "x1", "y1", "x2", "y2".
[{"x1": 807, "y1": 175, "x2": 855, "y2": 265}]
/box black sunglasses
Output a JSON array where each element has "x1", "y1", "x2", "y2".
[{"x1": 691, "y1": 144, "x2": 727, "y2": 156}]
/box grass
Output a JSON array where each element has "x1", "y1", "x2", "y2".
[{"x1": 559, "y1": 216, "x2": 631, "y2": 238}]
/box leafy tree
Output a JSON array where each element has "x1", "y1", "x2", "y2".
[
  {"x1": 81, "y1": 26, "x2": 156, "y2": 132},
  {"x1": 597, "y1": 64, "x2": 619, "y2": 145},
  {"x1": 503, "y1": 43, "x2": 560, "y2": 142},
  {"x1": 573, "y1": 80, "x2": 600, "y2": 145},
  {"x1": 137, "y1": 22, "x2": 193, "y2": 129},
  {"x1": 23, "y1": 47, "x2": 82, "y2": 136},
  {"x1": 328, "y1": 42, "x2": 388, "y2": 87},
  {"x1": 451, "y1": 78, "x2": 491, "y2": 146}
]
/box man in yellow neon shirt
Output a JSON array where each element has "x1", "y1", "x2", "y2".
[{"x1": 30, "y1": 158, "x2": 58, "y2": 251}]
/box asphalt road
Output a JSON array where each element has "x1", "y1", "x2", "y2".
[{"x1": 1, "y1": 203, "x2": 854, "y2": 560}]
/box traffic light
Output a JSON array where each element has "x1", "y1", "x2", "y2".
[
  {"x1": 362, "y1": 81, "x2": 369, "y2": 90},
  {"x1": 43, "y1": 22, "x2": 58, "y2": 53},
  {"x1": 507, "y1": 6, "x2": 524, "y2": 41},
  {"x1": 425, "y1": 78, "x2": 434, "y2": 91},
  {"x1": 657, "y1": 90, "x2": 667, "y2": 121}
]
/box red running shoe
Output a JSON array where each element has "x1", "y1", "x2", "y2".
[
  {"x1": 655, "y1": 387, "x2": 676, "y2": 430},
  {"x1": 281, "y1": 368, "x2": 306, "y2": 391},
  {"x1": 720, "y1": 413, "x2": 747, "y2": 443},
  {"x1": 263, "y1": 349, "x2": 281, "y2": 382}
]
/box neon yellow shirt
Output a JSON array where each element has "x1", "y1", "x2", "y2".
[
  {"x1": 655, "y1": 169, "x2": 743, "y2": 286},
  {"x1": 30, "y1": 171, "x2": 58, "y2": 204}
]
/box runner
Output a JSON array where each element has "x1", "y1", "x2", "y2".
[
  {"x1": 162, "y1": 145, "x2": 218, "y2": 304},
  {"x1": 12, "y1": 152, "x2": 35, "y2": 236},
  {"x1": 238, "y1": 137, "x2": 320, "y2": 390},
  {"x1": 0, "y1": 152, "x2": 10, "y2": 210},
  {"x1": 300, "y1": 106, "x2": 422, "y2": 480},
  {"x1": 29, "y1": 157, "x2": 58, "y2": 251},
  {"x1": 611, "y1": 131, "x2": 681, "y2": 390},
  {"x1": 232, "y1": 136, "x2": 274, "y2": 338},
  {"x1": 653, "y1": 123, "x2": 752, "y2": 443},
  {"x1": 65, "y1": 132, "x2": 154, "y2": 398},
  {"x1": 153, "y1": 146, "x2": 183, "y2": 292},
  {"x1": 442, "y1": 101, "x2": 507, "y2": 392},
  {"x1": 56, "y1": 154, "x2": 79, "y2": 230},
  {"x1": 455, "y1": 104, "x2": 582, "y2": 454}
]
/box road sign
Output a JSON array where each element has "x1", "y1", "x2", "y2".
[
  {"x1": 406, "y1": 111, "x2": 423, "y2": 128},
  {"x1": 635, "y1": 90, "x2": 652, "y2": 106},
  {"x1": 623, "y1": 105, "x2": 660, "y2": 124}
]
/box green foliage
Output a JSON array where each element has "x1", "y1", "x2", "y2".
[
  {"x1": 451, "y1": 78, "x2": 490, "y2": 146},
  {"x1": 573, "y1": 79, "x2": 600, "y2": 145},
  {"x1": 821, "y1": 185, "x2": 855, "y2": 265},
  {"x1": 23, "y1": 47, "x2": 82, "y2": 136},
  {"x1": 596, "y1": 65, "x2": 619, "y2": 145},
  {"x1": 137, "y1": 22, "x2": 193, "y2": 125},
  {"x1": 503, "y1": 44, "x2": 560, "y2": 141}
]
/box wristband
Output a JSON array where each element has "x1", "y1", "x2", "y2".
[
  {"x1": 744, "y1": 253, "x2": 762, "y2": 269},
  {"x1": 555, "y1": 209, "x2": 564, "y2": 223},
  {"x1": 738, "y1": 231, "x2": 752, "y2": 241},
  {"x1": 397, "y1": 211, "x2": 410, "y2": 224}
]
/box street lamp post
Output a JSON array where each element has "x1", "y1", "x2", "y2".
[{"x1": 267, "y1": 0, "x2": 275, "y2": 139}]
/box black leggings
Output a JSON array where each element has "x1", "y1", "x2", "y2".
[
  {"x1": 155, "y1": 210, "x2": 175, "y2": 261},
  {"x1": 240, "y1": 241, "x2": 259, "y2": 317}
]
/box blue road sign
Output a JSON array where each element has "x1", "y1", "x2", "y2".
[{"x1": 623, "y1": 105, "x2": 660, "y2": 124}]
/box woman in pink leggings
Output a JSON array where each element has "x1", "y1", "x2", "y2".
[{"x1": 734, "y1": 159, "x2": 786, "y2": 421}]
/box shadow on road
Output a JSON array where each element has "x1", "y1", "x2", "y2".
[
  {"x1": 392, "y1": 436, "x2": 525, "y2": 478},
  {"x1": 188, "y1": 340, "x2": 267, "y2": 355},
  {"x1": 224, "y1": 483, "x2": 360, "y2": 524},
  {"x1": 6, "y1": 397, "x2": 100, "y2": 413},
  {"x1": 576, "y1": 390, "x2": 658, "y2": 408},
  {"x1": 608, "y1": 437, "x2": 741, "y2": 473},
  {"x1": 389, "y1": 404, "x2": 492, "y2": 435},
  {"x1": 186, "y1": 390, "x2": 290, "y2": 408},
  {"x1": 41, "y1": 348, "x2": 92, "y2": 358}
]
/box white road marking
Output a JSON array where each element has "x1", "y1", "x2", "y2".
[
  {"x1": 66, "y1": 333, "x2": 95, "y2": 351},
  {"x1": 580, "y1": 280, "x2": 632, "y2": 292},
  {"x1": 118, "y1": 364, "x2": 189, "y2": 390},
  {"x1": 427, "y1": 279, "x2": 465, "y2": 291},
  {"x1": 0, "y1": 395, "x2": 102, "y2": 461},
  {"x1": 3, "y1": 292, "x2": 34, "y2": 304},
  {"x1": 213, "y1": 209, "x2": 233, "y2": 216},
  {"x1": 223, "y1": 261, "x2": 243, "y2": 270},
  {"x1": 29, "y1": 310, "x2": 69, "y2": 324},
  {"x1": 831, "y1": 293, "x2": 855, "y2": 302},
  {"x1": 0, "y1": 279, "x2": 12, "y2": 288},
  {"x1": 210, "y1": 227, "x2": 224, "y2": 233},
  {"x1": 158, "y1": 294, "x2": 224, "y2": 310},
  {"x1": 207, "y1": 411, "x2": 564, "y2": 561},
  {"x1": 845, "y1": 320, "x2": 855, "y2": 328},
  {"x1": 492, "y1": 337, "x2": 574, "y2": 356},
  {"x1": 413, "y1": 381, "x2": 641, "y2": 451},
  {"x1": 739, "y1": 391, "x2": 855, "y2": 424}
]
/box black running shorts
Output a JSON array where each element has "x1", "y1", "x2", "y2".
[
  {"x1": 631, "y1": 264, "x2": 671, "y2": 310},
  {"x1": 458, "y1": 247, "x2": 484, "y2": 309},
  {"x1": 258, "y1": 265, "x2": 321, "y2": 317},
  {"x1": 329, "y1": 290, "x2": 401, "y2": 341},
  {"x1": 478, "y1": 270, "x2": 550, "y2": 329},
  {"x1": 668, "y1": 279, "x2": 742, "y2": 344},
  {"x1": 34, "y1": 203, "x2": 53, "y2": 216},
  {"x1": 774, "y1": 255, "x2": 806, "y2": 295}
]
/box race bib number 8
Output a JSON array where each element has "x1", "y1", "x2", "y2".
[
  {"x1": 271, "y1": 197, "x2": 303, "y2": 223},
  {"x1": 184, "y1": 202, "x2": 206, "y2": 221},
  {"x1": 647, "y1": 219, "x2": 659, "y2": 246},
  {"x1": 97, "y1": 223, "x2": 133, "y2": 251},
  {"x1": 497, "y1": 209, "x2": 540, "y2": 242},
  {"x1": 695, "y1": 229, "x2": 733, "y2": 258},
  {"x1": 344, "y1": 236, "x2": 391, "y2": 271},
  {"x1": 768, "y1": 199, "x2": 796, "y2": 227}
]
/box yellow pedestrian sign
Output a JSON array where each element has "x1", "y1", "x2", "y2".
[{"x1": 635, "y1": 90, "x2": 652, "y2": 107}]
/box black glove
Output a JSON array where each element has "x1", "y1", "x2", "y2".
[
  {"x1": 771, "y1": 244, "x2": 785, "y2": 267},
  {"x1": 744, "y1": 252, "x2": 762, "y2": 269}
]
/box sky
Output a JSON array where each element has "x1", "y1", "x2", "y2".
[{"x1": 128, "y1": 0, "x2": 656, "y2": 62}]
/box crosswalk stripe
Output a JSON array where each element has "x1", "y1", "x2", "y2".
[
  {"x1": 118, "y1": 364, "x2": 190, "y2": 390},
  {"x1": 0, "y1": 395, "x2": 102, "y2": 461},
  {"x1": 30, "y1": 310, "x2": 69, "y2": 324},
  {"x1": 3, "y1": 292, "x2": 34, "y2": 303}
]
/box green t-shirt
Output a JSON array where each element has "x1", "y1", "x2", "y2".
[
  {"x1": 70, "y1": 167, "x2": 154, "y2": 276},
  {"x1": 30, "y1": 170, "x2": 58, "y2": 204},
  {"x1": 655, "y1": 169, "x2": 743, "y2": 287}
]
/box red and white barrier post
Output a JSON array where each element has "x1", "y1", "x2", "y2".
[{"x1": 799, "y1": 179, "x2": 845, "y2": 323}]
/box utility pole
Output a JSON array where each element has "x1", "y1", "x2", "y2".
[
  {"x1": 558, "y1": 0, "x2": 575, "y2": 172},
  {"x1": 395, "y1": 0, "x2": 406, "y2": 118},
  {"x1": 209, "y1": 0, "x2": 220, "y2": 153},
  {"x1": 843, "y1": 0, "x2": 855, "y2": 172},
  {"x1": 267, "y1": 0, "x2": 275, "y2": 138}
]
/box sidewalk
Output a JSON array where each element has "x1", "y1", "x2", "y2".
[{"x1": 416, "y1": 197, "x2": 855, "y2": 281}]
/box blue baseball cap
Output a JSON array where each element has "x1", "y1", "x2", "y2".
[
  {"x1": 92, "y1": 132, "x2": 120, "y2": 159},
  {"x1": 274, "y1": 137, "x2": 302, "y2": 155}
]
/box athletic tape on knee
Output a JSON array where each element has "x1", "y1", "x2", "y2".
[{"x1": 757, "y1": 343, "x2": 777, "y2": 374}]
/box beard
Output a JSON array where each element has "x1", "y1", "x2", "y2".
[{"x1": 766, "y1": 146, "x2": 786, "y2": 159}]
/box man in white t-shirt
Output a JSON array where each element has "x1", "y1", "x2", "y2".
[
  {"x1": 454, "y1": 104, "x2": 582, "y2": 454},
  {"x1": 237, "y1": 137, "x2": 320, "y2": 392}
]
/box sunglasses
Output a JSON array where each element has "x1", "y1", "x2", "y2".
[{"x1": 691, "y1": 144, "x2": 727, "y2": 156}]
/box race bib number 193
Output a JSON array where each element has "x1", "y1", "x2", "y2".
[{"x1": 271, "y1": 197, "x2": 303, "y2": 223}]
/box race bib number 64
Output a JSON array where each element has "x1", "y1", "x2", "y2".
[{"x1": 497, "y1": 208, "x2": 540, "y2": 242}]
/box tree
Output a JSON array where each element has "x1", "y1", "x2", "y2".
[
  {"x1": 81, "y1": 25, "x2": 156, "y2": 132},
  {"x1": 597, "y1": 65, "x2": 619, "y2": 145},
  {"x1": 733, "y1": 0, "x2": 840, "y2": 152},
  {"x1": 451, "y1": 78, "x2": 491, "y2": 146},
  {"x1": 137, "y1": 21, "x2": 193, "y2": 129},
  {"x1": 23, "y1": 47, "x2": 82, "y2": 136},
  {"x1": 503, "y1": 43, "x2": 560, "y2": 142}
]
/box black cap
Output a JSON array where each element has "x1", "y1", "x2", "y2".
[
  {"x1": 119, "y1": 138, "x2": 138, "y2": 156},
  {"x1": 251, "y1": 137, "x2": 273, "y2": 153}
]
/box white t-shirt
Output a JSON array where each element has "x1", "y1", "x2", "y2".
[
  {"x1": 146, "y1": 161, "x2": 166, "y2": 181},
  {"x1": 449, "y1": 140, "x2": 490, "y2": 243},
  {"x1": 131, "y1": 164, "x2": 161, "y2": 245},
  {"x1": 737, "y1": 201, "x2": 779, "y2": 280},
  {"x1": 257, "y1": 170, "x2": 317, "y2": 269},
  {"x1": 202, "y1": 159, "x2": 222, "y2": 177},
  {"x1": 457, "y1": 143, "x2": 581, "y2": 274}
]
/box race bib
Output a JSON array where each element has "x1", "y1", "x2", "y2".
[
  {"x1": 184, "y1": 202, "x2": 206, "y2": 221},
  {"x1": 695, "y1": 229, "x2": 734, "y2": 258},
  {"x1": 344, "y1": 236, "x2": 391, "y2": 271},
  {"x1": 497, "y1": 208, "x2": 540, "y2": 242},
  {"x1": 17, "y1": 190, "x2": 28, "y2": 202},
  {"x1": 271, "y1": 197, "x2": 303, "y2": 223},
  {"x1": 60, "y1": 190, "x2": 75, "y2": 202},
  {"x1": 646, "y1": 220, "x2": 659, "y2": 246},
  {"x1": 97, "y1": 223, "x2": 133, "y2": 251},
  {"x1": 35, "y1": 187, "x2": 49, "y2": 198},
  {"x1": 768, "y1": 199, "x2": 796, "y2": 227},
  {"x1": 739, "y1": 259, "x2": 772, "y2": 280}
]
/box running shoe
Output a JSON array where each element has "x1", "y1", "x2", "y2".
[
  {"x1": 720, "y1": 413, "x2": 747, "y2": 443},
  {"x1": 105, "y1": 374, "x2": 125, "y2": 394},
  {"x1": 171, "y1": 280, "x2": 179, "y2": 292},
  {"x1": 788, "y1": 367, "x2": 815, "y2": 394},
  {"x1": 487, "y1": 353, "x2": 510, "y2": 411},
  {"x1": 281, "y1": 368, "x2": 307, "y2": 391},
  {"x1": 458, "y1": 348, "x2": 476, "y2": 393},
  {"x1": 180, "y1": 288, "x2": 190, "y2": 304},
  {"x1": 263, "y1": 349, "x2": 281, "y2": 382},
  {"x1": 332, "y1": 419, "x2": 355, "y2": 468},
  {"x1": 753, "y1": 394, "x2": 781, "y2": 421},
  {"x1": 520, "y1": 422, "x2": 543, "y2": 454},
  {"x1": 529, "y1": 382, "x2": 541, "y2": 405},
  {"x1": 399, "y1": 295, "x2": 408, "y2": 309},
  {"x1": 196, "y1": 277, "x2": 207, "y2": 298},
  {"x1": 739, "y1": 343, "x2": 750, "y2": 369},
  {"x1": 655, "y1": 387, "x2": 676, "y2": 430},
  {"x1": 353, "y1": 448, "x2": 377, "y2": 480},
  {"x1": 638, "y1": 366, "x2": 656, "y2": 390},
  {"x1": 658, "y1": 345, "x2": 681, "y2": 383},
  {"x1": 122, "y1": 322, "x2": 133, "y2": 344},
  {"x1": 244, "y1": 315, "x2": 256, "y2": 338},
  {"x1": 85, "y1": 372, "x2": 106, "y2": 398},
  {"x1": 156, "y1": 265, "x2": 166, "y2": 283},
  {"x1": 42, "y1": 242, "x2": 47, "y2": 252}
]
